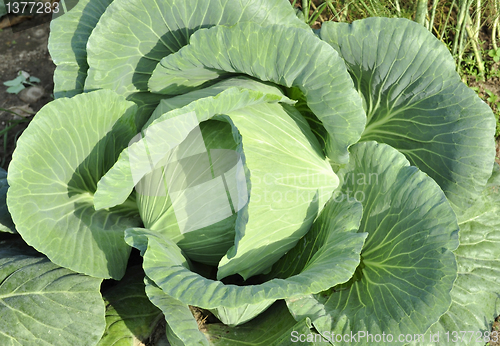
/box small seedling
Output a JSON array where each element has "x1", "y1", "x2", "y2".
[
  {"x1": 485, "y1": 89, "x2": 499, "y2": 106},
  {"x1": 488, "y1": 48, "x2": 500, "y2": 63},
  {"x1": 3, "y1": 71, "x2": 41, "y2": 94}
]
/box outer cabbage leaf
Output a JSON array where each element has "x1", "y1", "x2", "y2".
[
  {"x1": 145, "y1": 278, "x2": 210, "y2": 346},
  {"x1": 49, "y1": 0, "x2": 306, "y2": 99},
  {"x1": 147, "y1": 77, "x2": 289, "y2": 123},
  {"x1": 320, "y1": 17, "x2": 496, "y2": 210},
  {"x1": 82, "y1": 0, "x2": 307, "y2": 126},
  {"x1": 412, "y1": 164, "x2": 500, "y2": 345},
  {"x1": 0, "y1": 246, "x2": 105, "y2": 346},
  {"x1": 97, "y1": 267, "x2": 163, "y2": 346},
  {"x1": 210, "y1": 197, "x2": 367, "y2": 327},
  {"x1": 286, "y1": 141, "x2": 459, "y2": 346},
  {"x1": 86, "y1": 0, "x2": 306, "y2": 95},
  {"x1": 7, "y1": 90, "x2": 141, "y2": 279},
  {"x1": 123, "y1": 194, "x2": 367, "y2": 310},
  {"x1": 147, "y1": 280, "x2": 328, "y2": 346},
  {"x1": 131, "y1": 193, "x2": 366, "y2": 343},
  {"x1": 48, "y1": 0, "x2": 113, "y2": 98},
  {"x1": 208, "y1": 299, "x2": 276, "y2": 327},
  {"x1": 149, "y1": 22, "x2": 366, "y2": 164},
  {"x1": 203, "y1": 301, "x2": 331, "y2": 346}
]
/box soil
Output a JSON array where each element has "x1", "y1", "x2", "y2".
[
  {"x1": 0, "y1": 13, "x2": 55, "y2": 170},
  {"x1": 1, "y1": 8, "x2": 499, "y2": 346}
]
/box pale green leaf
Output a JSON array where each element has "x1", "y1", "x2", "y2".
[
  {"x1": 86, "y1": 0, "x2": 306, "y2": 95},
  {"x1": 414, "y1": 164, "x2": 500, "y2": 345},
  {"x1": 149, "y1": 23, "x2": 365, "y2": 164},
  {"x1": 7, "y1": 89, "x2": 141, "y2": 279},
  {"x1": 97, "y1": 267, "x2": 163, "y2": 346},
  {"x1": 48, "y1": 0, "x2": 114, "y2": 98},
  {"x1": 136, "y1": 120, "x2": 239, "y2": 266},
  {"x1": 217, "y1": 102, "x2": 339, "y2": 279},
  {"x1": 146, "y1": 285, "x2": 330, "y2": 346},
  {"x1": 287, "y1": 141, "x2": 459, "y2": 346},
  {"x1": 83, "y1": 0, "x2": 307, "y2": 126},
  {"x1": 208, "y1": 299, "x2": 276, "y2": 327},
  {"x1": 3, "y1": 75, "x2": 25, "y2": 87},
  {"x1": 0, "y1": 247, "x2": 105, "y2": 346},
  {"x1": 6, "y1": 85, "x2": 25, "y2": 94},
  {"x1": 320, "y1": 18, "x2": 496, "y2": 210}
]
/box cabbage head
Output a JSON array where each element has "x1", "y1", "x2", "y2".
[{"x1": 4, "y1": 0, "x2": 500, "y2": 345}]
